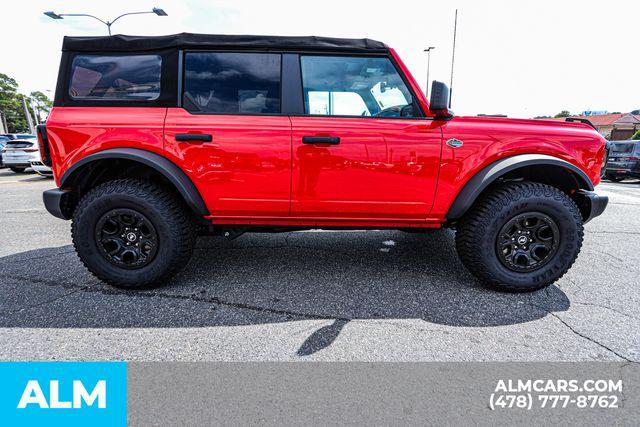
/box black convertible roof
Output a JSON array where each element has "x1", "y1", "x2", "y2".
[{"x1": 62, "y1": 33, "x2": 388, "y2": 53}]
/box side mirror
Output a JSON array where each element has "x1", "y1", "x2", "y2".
[{"x1": 430, "y1": 81, "x2": 454, "y2": 119}]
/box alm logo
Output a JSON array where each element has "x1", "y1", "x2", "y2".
[{"x1": 17, "y1": 380, "x2": 106, "y2": 409}]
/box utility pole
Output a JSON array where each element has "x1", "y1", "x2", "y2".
[
  {"x1": 0, "y1": 110, "x2": 7, "y2": 133},
  {"x1": 21, "y1": 96, "x2": 35, "y2": 134},
  {"x1": 449, "y1": 9, "x2": 458, "y2": 108},
  {"x1": 424, "y1": 47, "x2": 435, "y2": 98}
]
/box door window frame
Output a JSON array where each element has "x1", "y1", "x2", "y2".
[
  {"x1": 180, "y1": 50, "x2": 285, "y2": 116},
  {"x1": 178, "y1": 49, "x2": 428, "y2": 119},
  {"x1": 295, "y1": 52, "x2": 426, "y2": 120}
]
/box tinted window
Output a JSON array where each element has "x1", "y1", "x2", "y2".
[
  {"x1": 69, "y1": 55, "x2": 161, "y2": 100},
  {"x1": 184, "y1": 52, "x2": 281, "y2": 114},
  {"x1": 300, "y1": 56, "x2": 415, "y2": 117}
]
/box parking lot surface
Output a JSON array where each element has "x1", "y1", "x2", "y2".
[{"x1": 0, "y1": 168, "x2": 639, "y2": 361}]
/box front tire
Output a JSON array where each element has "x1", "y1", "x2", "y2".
[
  {"x1": 455, "y1": 182, "x2": 584, "y2": 292},
  {"x1": 10, "y1": 167, "x2": 26, "y2": 173},
  {"x1": 72, "y1": 179, "x2": 196, "y2": 288}
]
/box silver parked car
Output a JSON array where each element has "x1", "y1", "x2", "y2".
[
  {"x1": 30, "y1": 152, "x2": 53, "y2": 177},
  {"x1": 1, "y1": 137, "x2": 39, "y2": 173}
]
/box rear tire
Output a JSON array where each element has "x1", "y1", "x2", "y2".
[
  {"x1": 606, "y1": 175, "x2": 624, "y2": 182},
  {"x1": 455, "y1": 182, "x2": 583, "y2": 292},
  {"x1": 10, "y1": 167, "x2": 26, "y2": 173},
  {"x1": 72, "y1": 179, "x2": 197, "y2": 288}
]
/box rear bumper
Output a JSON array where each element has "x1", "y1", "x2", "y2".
[
  {"x1": 3, "y1": 152, "x2": 39, "y2": 167},
  {"x1": 43, "y1": 188, "x2": 73, "y2": 220},
  {"x1": 3, "y1": 160, "x2": 32, "y2": 168},
  {"x1": 577, "y1": 189, "x2": 608, "y2": 223},
  {"x1": 606, "y1": 160, "x2": 640, "y2": 177}
]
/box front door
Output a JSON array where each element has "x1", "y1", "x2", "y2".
[
  {"x1": 291, "y1": 55, "x2": 442, "y2": 220},
  {"x1": 164, "y1": 51, "x2": 291, "y2": 218}
]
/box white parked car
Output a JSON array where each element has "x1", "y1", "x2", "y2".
[
  {"x1": 30, "y1": 155, "x2": 53, "y2": 177},
  {"x1": 1, "y1": 137, "x2": 39, "y2": 173}
]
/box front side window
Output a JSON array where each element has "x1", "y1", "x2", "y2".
[
  {"x1": 300, "y1": 55, "x2": 416, "y2": 118},
  {"x1": 184, "y1": 52, "x2": 281, "y2": 114},
  {"x1": 69, "y1": 55, "x2": 161, "y2": 100}
]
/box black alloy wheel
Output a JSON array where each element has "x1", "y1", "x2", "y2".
[
  {"x1": 455, "y1": 181, "x2": 584, "y2": 292},
  {"x1": 72, "y1": 179, "x2": 196, "y2": 288},
  {"x1": 95, "y1": 209, "x2": 159, "y2": 269},
  {"x1": 496, "y1": 212, "x2": 559, "y2": 272}
]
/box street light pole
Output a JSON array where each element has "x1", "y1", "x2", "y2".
[
  {"x1": 44, "y1": 8, "x2": 167, "y2": 35},
  {"x1": 424, "y1": 46, "x2": 435, "y2": 98}
]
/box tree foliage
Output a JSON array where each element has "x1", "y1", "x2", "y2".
[
  {"x1": 632, "y1": 129, "x2": 640, "y2": 140},
  {"x1": 554, "y1": 110, "x2": 571, "y2": 118},
  {"x1": 29, "y1": 91, "x2": 53, "y2": 123},
  {"x1": 0, "y1": 73, "x2": 51, "y2": 133}
]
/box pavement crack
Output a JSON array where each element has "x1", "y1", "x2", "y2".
[
  {"x1": 4, "y1": 286, "x2": 89, "y2": 315},
  {"x1": 573, "y1": 301, "x2": 640, "y2": 321},
  {"x1": 0, "y1": 249, "x2": 75, "y2": 266},
  {"x1": 530, "y1": 302, "x2": 632, "y2": 362},
  {"x1": 591, "y1": 231, "x2": 640, "y2": 236},
  {"x1": 3, "y1": 271, "x2": 347, "y2": 322}
]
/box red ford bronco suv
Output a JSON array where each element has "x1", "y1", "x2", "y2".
[{"x1": 40, "y1": 33, "x2": 608, "y2": 292}]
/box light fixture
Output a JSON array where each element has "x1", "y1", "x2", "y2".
[
  {"x1": 153, "y1": 8, "x2": 168, "y2": 16},
  {"x1": 44, "y1": 11, "x2": 63, "y2": 19}
]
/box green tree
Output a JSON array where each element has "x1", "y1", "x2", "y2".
[
  {"x1": 554, "y1": 110, "x2": 571, "y2": 118},
  {"x1": 0, "y1": 73, "x2": 37, "y2": 133},
  {"x1": 29, "y1": 90, "x2": 53, "y2": 122},
  {"x1": 632, "y1": 129, "x2": 640, "y2": 140}
]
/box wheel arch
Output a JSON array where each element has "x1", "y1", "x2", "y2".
[
  {"x1": 446, "y1": 154, "x2": 594, "y2": 221},
  {"x1": 59, "y1": 148, "x2": 209, "y2": 218}
]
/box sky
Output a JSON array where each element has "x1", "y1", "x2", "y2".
[{"x1": 2, "y1": 0, "x2": 638, "y2": 118}]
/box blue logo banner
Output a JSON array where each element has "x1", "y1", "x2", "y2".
[{"x1": 0, "y1": 362, "x2": 126, "y2": 426}]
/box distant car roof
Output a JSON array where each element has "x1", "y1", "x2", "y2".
[
  {"x1": 62, "y1": 33, "x2": 387, "y2": 53},
  {"x1": 1, "y1": 134, "x2": 35, "y2": 140}
]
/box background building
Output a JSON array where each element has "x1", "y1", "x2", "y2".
[{"x1": 546, "y1": 112, "x2": 640, "y2": 139}]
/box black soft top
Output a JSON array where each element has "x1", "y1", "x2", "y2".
[{"x1": 62, "y1": 32, "x2": 387, "y2": 53}]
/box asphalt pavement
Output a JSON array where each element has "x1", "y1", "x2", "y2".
[{"x1": 0, "y1": 168, "x2": 638, "y2": 361}]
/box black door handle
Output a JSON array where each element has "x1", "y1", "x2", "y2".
[
  {"x1": 302, "y1": 136, "x2": 340, "y2": 145},
  {"x1": 175, "y1": 133, "x2": 212, "y2": 142}
]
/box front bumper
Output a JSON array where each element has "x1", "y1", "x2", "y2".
[
  {"x1": 576, "y1": 189, "x2": 608, "y2": 223},
  {"x1": 43, "y1": 188, "x2": 73, "y2": 220},
  {"x1": 30, "y1": 161, "x2": 53, "y2": 176}
]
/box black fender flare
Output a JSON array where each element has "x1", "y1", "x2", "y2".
[
  {"x1": 60, "y1": 148, "x2": 209, "y2": 216},
  {"x1": 445, "y1": 154, "x2": 594, "y2": 220}
]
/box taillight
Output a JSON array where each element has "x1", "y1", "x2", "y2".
[
  {"x1": 23, "y1": 148, "x2": 38, "y2": 152},
  {"x1": 36, "y1": 124, "x2": 52, "y2": 166}
]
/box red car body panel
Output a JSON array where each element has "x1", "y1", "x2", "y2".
[
  {"x1": 46, "y1": 107, "x2": 167, "y2": 187},
  {"x1": 431, "y1": 116, "x2": 605, "y2": 220},
  {"x1": 290, "y1": 116, "x2": 443, "y2": 220},
  {"x1": 45, "y1": 47, "x2": 606, "y2": 229},
  {"x1": 164, "y1": 108, "x2": 291, "y2": 217}
]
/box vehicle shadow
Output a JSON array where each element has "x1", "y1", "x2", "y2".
[{"x1": 0, "y1": 230, "x2": 571, "y2": 356}]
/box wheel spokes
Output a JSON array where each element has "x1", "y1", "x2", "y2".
[
  {"x1": 95, "y1": 209, "x2": 158, "y2": 269},
  {"x1": 496, "y1": 212, "x2": 560, "y2": 272}
]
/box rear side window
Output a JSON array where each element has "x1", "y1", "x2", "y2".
[
  {"x1": 183, "y1": 52, "x2": 281, "y2": 114},
  {"x1": 69, "y1": 55, "x2": 161, "y2": 100}
]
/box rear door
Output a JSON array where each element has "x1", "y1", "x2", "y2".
[
  {"x1": 164, "y1": 51, "x2": 291, "y2": 218},
  {"x1": 290, "y1": 55, "x2": 442, "y2": 220}
]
